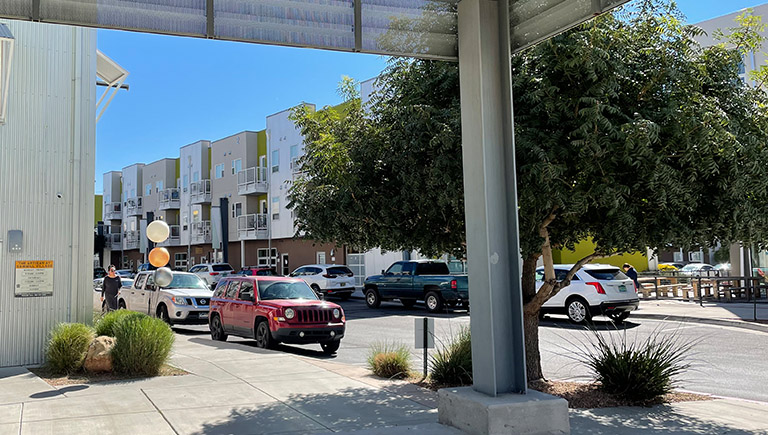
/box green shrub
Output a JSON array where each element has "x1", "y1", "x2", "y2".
[
  {"x1": 111, "y1": 316, "x2": 175, "y2": 376},
  {"x1": 579, "y1": 328, "x2": 694, "y2": 401},
  {"x1": 46, "y1": 323, "x2": 95, "y2": 374},
  {"x1": 430, "y1": 326, "x2": 472, "y2": 386},
  {"x1": 95, "y1": 310, "x2": 147, "y2": 337},
  {"x1": 367, "y1": 342, "x2": 412, "y2": 379}
]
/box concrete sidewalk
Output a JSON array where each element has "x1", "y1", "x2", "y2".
[
  {"x1": 1, "y1": 332, "x2": 767, "y2": 434},
  {"x1": 634, "y1": 299, "x2": 768, "y2": 332}
]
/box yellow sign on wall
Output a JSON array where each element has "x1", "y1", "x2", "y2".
[{"x1": 15, "y1": 260, "x2": 54, "y2": 297}]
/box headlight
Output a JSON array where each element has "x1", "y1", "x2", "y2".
[
  {"x1": 332, "y1": 308, "x2": 341, "y2": 319},
  {"x1": 285, "y1": 308, "x2": 295, "y2": 319},
  {"x1": 172, "y1": 296, "x2": 188, "y2": 305}
]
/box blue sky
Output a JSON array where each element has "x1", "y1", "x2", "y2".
[{"x1": 94, "y1": 0, "x2": 767, "y2": 193}]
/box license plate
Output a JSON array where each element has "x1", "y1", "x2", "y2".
[
  {"x1": 199, "y1": 313, "x2": 208, "y2": 318},
  {"x1": 340, "y1": 283, "x2": 345, "y2": 287},
  {"x1": 618, "y1": 285, "x2": 627, "y2": 292}
]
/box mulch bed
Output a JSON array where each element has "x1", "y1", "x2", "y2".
[
  {"x1": 30, "y1": 364, "x2": 188, "y2": 387},
  {"x1": 413, "y1": 377, "x2": 711, "y2": 409}
]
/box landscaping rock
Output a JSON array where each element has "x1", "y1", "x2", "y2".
[{"x1": 84, "y1": 336, "x2": 115, "y2": 373}]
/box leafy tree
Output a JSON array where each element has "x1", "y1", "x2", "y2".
[{"x1": 289, "y1": 0, "x2": 768, "y2": 381}]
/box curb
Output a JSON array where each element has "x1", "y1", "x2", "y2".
[{"x1": 630, "y1": 312, "x2": 768, "y2": 333}]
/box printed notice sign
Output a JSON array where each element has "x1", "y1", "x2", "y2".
[{"x1": 15, "y1": 261, "x2": 54, "y2": 297}]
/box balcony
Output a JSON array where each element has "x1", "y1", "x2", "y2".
[
  {"x1": 190, "y1": 180, "x2": 212, "y2": 204},
  {"x1": 191, "y1": 220, "x2": 212, "y2": 245},
  {"x1": 124, "y1": 230, "x2": 140, "y2": 250},
  {"x1": 159, "y1": 188, "x2": 181, "y2": 210},
  {"x1": 237, "y1": 213, "x2": 268, "y2": 240},
  {"x1": 104, "y1": 202, "x2": 122, "y2": 220},
  {"x1": 290, "y1": 157, "x2": 302, "y2": 174},
  {"x1": 158, "y1": 225, "x2": 181, "y2": 247},
  {"x1": 124, "y1": 197, "x2": 143, "y2": 216},
  {"x1": 237, "y1": 167, "x2": 268, "y2": 195},
  {"x1": 108, "y1": 233, "x2": 122, "y2": 250}
]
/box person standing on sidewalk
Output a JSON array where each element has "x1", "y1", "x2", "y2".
[
  {"x1": 623, "y1": 263, "x2": 641, "y2": 292},
  {"x1": 101, "y1": 265, "x2": 122, "y2": 312}
]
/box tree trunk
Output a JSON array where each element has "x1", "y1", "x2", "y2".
[{"x1": 521, "y1": 255, "x2": 543, "y2": 382}]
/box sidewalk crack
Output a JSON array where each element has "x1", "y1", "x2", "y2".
[
  {"x1": 141, "y1": 389, "x2": 179, "y2": 435},
  {"x1": 17, "y1": 402, "x2": 23, "y2": 435}
]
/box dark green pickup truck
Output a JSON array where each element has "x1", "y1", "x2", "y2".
[{"x1": 363, "y1": 260, "x2": 469, "y2": 313}]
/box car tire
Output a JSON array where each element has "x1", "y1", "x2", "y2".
[
  {"x1": 566, "y1": 297, "x2": 592, "y2": 324},
  {"x1": 311, "y1": 284, "x2": 322, "y2": 296},
  {"x1": 255, "y1": 319, "x2": 274, "y2": 349},
  {"x1": 321, "y1": 340, "x2": 340, "y2": 354},
  {"x1": 365, "y1": 288, "x2": 381, "y2": 308},
  {"x1": 157, "y1": 304, "x2": 173, "y2": 326},
  {"x1": 425, "y1": 291, "x2": 444, "y2": 313},
  {"x1": 210, "y1": 314, "x2": 228, "y2": 342},
  {"x1": 607, "y1": 311, "x2": 630, "y2": 324},
  {"x1": 118, "y1": 300, "x2": 126, "y2": 310},
  {"x1": 401, "y1": 299, "x2": 417, "y2": 309}
]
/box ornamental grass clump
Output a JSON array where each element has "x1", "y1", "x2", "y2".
[
  {"x1": 111, "y1": 316, "x2": 174, "y2": 376},
  {"x1": 46, "y1": 323, "x2": 95, "y2": 374},
  {"x1": 579, "y1": 327, "x2": 695, "y2": 402},
  {"x1": 95, "y1": 310, "x2": 147, "y2": 337},
  {"x1": 430, "y1": 326, "x2": 472, "y2": 386},
  {"x1": 367, "y1": 342, "x2": 412, "y2": 379}
]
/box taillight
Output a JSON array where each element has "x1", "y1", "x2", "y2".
[
  {"x1": 587, "y1": 282, "x2": 606, "y2": 294},
  {"x1": 210, "y1": 272, "x2": 219, "y2": 276},
  {"x1": 451, "y1": 279, "x2": 458, "y2": 290},
  {"x1": 347, "y1": 273, "x2": 354, "y2": 277},
  {"x1": 323, "y1": 274, "x2": 333, "y2": 278}
]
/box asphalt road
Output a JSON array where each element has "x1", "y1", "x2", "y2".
[{"x1": 173, "y1": 297, "x2": 768, "y2": 403}]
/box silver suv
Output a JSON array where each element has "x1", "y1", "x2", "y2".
[
  {"x1": 189, "y1": 263, "x2": 234, "y2": 289},
  {"x1": 116, "y1": 271, "x2": 213, "y2": 325}
]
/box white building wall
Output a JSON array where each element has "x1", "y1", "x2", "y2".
[
  {"x1": 179, "y1": 140, "x2": 210, "y2": 248},
  {"x1": 0, "y1": 21, "x2": 96, "y2": 366}
]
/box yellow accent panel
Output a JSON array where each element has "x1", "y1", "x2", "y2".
[
  {"x1": 94, "y1": 194, "x2": 103, "y2": 225},
  {"x1": 257, "y1": 130, "x2": 267, "y2": 158},
  {"x1": 553, "y1": 239, "x2": 647, "y2": 272}
]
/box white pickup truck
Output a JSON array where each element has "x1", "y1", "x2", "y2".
[{"x1": 117, "y1": 271, "x2": 213, "y2": 325}]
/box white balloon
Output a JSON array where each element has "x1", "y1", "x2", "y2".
[
  {"x1": 146, "y1": 220, "x2": 170, "y2": 243},
  {"x1": 154, "y1": 267, "x2": 173, "y2": 287}
]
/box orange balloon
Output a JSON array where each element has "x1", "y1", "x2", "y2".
[{"x1": 149, "y1": 247, "x2": 170, "y2": 268}]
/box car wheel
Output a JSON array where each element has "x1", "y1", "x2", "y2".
[
  {"x1": 157, "y1": 304, "x2": 173, "y2": 326},
  {"x1": 607, "y1": 311, "x2": 630, "y2": 324},
  {"x1": 401, "y1": 299, "x2": 417, "y2": 308},
  {"x1": 255, "y1": 320, "x2": 274, "y2": 349},
  {"x1": 365, "y1": 288, "x2": 381, "y2": 308},
  {"x1": 118, "y1": 300, "x2": 126, "y2": 310},
  {"x1": 425, "y1": 292, "x2": 444, "y2": 313},
  {"x1": 321, "y1": 340, "x2": 340, "y2": 354},
  {"x1": 566, "y1": 298, "x2": 592, "y2": 324},
  {"x1": 210, "y1": 315, "x2": 228, "y2": 342},
  {"x1": 311, "y1": 284, "x2": 322, "y2": 296}
]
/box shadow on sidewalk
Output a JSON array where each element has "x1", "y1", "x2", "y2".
[{"x1": 540, "y1": 318, "x2": 641, "y2": 331}]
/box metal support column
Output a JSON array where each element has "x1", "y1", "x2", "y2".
[{"x1": 458, "y1": 0, "x2": 527, "y2": 396}]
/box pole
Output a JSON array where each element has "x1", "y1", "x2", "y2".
[
  {"x1": 220, "y1": 197, "x2": 229, "y2": 264},
  {"x1": 423, "y1": 317, "x2": 428, "y2": 377},
  {"x1": 187, "y1": 156, "x2": 192, "y2": 271}
]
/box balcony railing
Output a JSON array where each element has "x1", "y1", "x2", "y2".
[
  {"x1": 124, "y1": 197, "x2": 143, "y2": 216},
  {"x1": 104, "y1": 202, "x2": 122, "y2": 220},
  {"x1": 237, "y1": 167, "x2": 268, "y2": 195},
  {"x1": 159, "y1": 188, "x2": 181, "y2": 210},
  {"x1": 237, "y1": 213, "x2": 268, "y2": 240},
  {"x1": 191, "y1": 220, "x2": 212, "y2": 245},
  {"x1": 108, "y1": 233, "x2": 122, "y2": 250},
  {"x1": 158, "y1": 224, "x2": 181, "y2": 246},
  {"x1": 190, "y1": 180, "x2": 212, "y2": 204},
  {"x1": 290, "y1": 157, "x2": 301, "y2": 173},
  {"x1": 124, "y1": 230, "x2": 139, "y2": 250}
]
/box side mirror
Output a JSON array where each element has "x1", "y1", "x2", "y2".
[{"x1": 381, "y1": 270, "x2": 385, "y2": 275}]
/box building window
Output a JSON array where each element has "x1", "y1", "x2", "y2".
[
  {"x1": 156, "y1": 180, "x2": 163, "y2": 193},
  {"x1": 130, "y1": 189, "x2": 135, "y2": 198},
  {"x1": 183, "y1": 175, "x2": 188, "y2": 192},
  {"x1": 174, "y1": 253, "x2": 188, "y2": 269},
  {"x1": 104, "y1": 194, "x2": 110, "y2": 203},
  {"x1": 231, "y1": 159, "x2": 242, "y2": 175},
  {"x1": 257, "y1": 248, "x2": 277, "y2": 267},
  {"x1": 272, "y1": 150, "x2": 279, "y2": 173},
  {"x1": 193, "y1": 171, "x2": 199, "y2": 183},
  {"x1": 215, "y1": 163, "x2": 224, "y2": 179},
  {"x1": 231, "y1": 202, "x2": 242, "y2": 218},
  {"x1": 0, "y1": 24, "x2": 15, "y2": 125},
  {"x1": 145, "y1": 184, "x2": 151, "y2": 196}
]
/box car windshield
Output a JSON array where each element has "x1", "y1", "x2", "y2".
[
  {"x1": 584, "y1": 269, "x2": 628, "y2": 281},
  {"x1": 213, "y1": 264, "x2": 233, "y2": 272},
  {"x1": 258, "y1": 280, "x2": 318, "y2": 300},
  {"x1": 165, "y1": 274, "x2": 209, "y2": 289},
  {"x1": 681, "y1": 264, "x2": 700, "y2": 271},
  {"x1": 327, "y1": 266, "x2": 353, "y2": 276},
  {"x1": 256, "y1": 269, "x2": 277, "y2": 276}
]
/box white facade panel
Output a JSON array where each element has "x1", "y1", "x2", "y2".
[
  {"x1": 179, "y1": 140, "x2": 210, "y2": 247},
  {"x1": 0, "y1": 20, "x2": 96, "y2": 366}
]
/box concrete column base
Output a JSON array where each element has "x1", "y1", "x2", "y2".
[{"x1": 438, "y1": 387, "x2": 570, "y2": 435}]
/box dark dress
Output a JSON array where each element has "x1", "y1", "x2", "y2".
[
  {"x1": 625, "y1": 267, "x2": 640, "y2": 291},
  {"x1": 102, "y1": 276, "x2": 122, "y2": 311}
]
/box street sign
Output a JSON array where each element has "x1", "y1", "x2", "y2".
[{"x1": 15, "y1": 260, "x2": 53, "y2": 297}]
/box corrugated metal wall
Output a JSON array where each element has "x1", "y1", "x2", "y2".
[{"x1": 0, "y1": 20, "x2": 95, "y2": 367}]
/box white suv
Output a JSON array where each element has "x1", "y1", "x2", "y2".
[
  {"x1": 537, "y1": 264, "x2": 639, "y2": 323},
  {"x1": 189, "y1": 263, "x2": 234, "y2": 289},
  {"x1": 290, "y1": 264, "x2": 356, "y2": 299}
]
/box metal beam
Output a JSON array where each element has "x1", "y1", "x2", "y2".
[{"x1": 458, "y1": 0, "x2": 527, "y2": 396}]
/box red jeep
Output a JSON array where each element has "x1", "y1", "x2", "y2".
[{"x1": 209, "y1": 276, "x2": 345, "y2": 354}]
